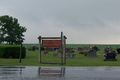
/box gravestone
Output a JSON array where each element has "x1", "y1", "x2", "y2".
[
  {"x1": 72, "y1": 54, "x2": 76, "y2": 59},
  {"x1": 53, "y1": 53, "x2": 59, "y2": 56},
  {"x1": 83, "y1": 47, "x2": 89, "y2": 50},
  {"x1": 92, "y1": 46, "x2": 99, "y2": 51},
  {"x1": 104, "y1": 47, "x2": 112, "y2": 52},
  {"x1": 104, "y1": 48, "x2": 112, "y2": 53},
  {"x1": 66, "y1": 48, "x2": 71, "y2": 52},
  {"x1": 47, "y1": 48, "x2": 54, "y2": 51},
  {"x1": 117, "y1": 48, "x2": 120, "y2": 54},
  {"x1": 67, "y1": 53, "x2": 71, "y2": 59},
  {"x1": 104, "y1": 49, "x2": 108, "y2": 53},
  {"x1": 77, "y1": 48, "x2": 83, "y2": 51},
  {"x1": 104, "y1": 50, "x2": 117, "y2": 61},
  {"x1": 32, "y1": 46, "x2": 36, "y2": 51},
  {"x1": 86, "y1": 50, "x2": 97, "y2": 58},
  {"x1": 67, "y1": 50, "x2": 71, "y2": 54},
  {"x1": 41, "y1": 47, "x2": 45, "y2": 51},
  {"x1": 54, "y1": 48, "x2": 59, "y2": 51},
  {"x1": 44, "y1": 51, "x2": 48, "y2": 55}
]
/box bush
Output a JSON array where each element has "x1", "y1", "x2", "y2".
[
  {"x1": 71, "y1": 49, "x2": 75, "y2": 53},
  {"x1": 83, "y1": 50, "x2": 88, "y2": 56},
  {"x1": 35, "y1": 46, "x2": 39, "y2": 50},
  {"x1": 58, "y1": 50, "x2": 62, "y2": 53},
  {"x1": 27, "y1": 47, "x2": 33, "y2": 51},
  {"x1": 0, "y1": 45, "x2": 26, "y2": 58}
]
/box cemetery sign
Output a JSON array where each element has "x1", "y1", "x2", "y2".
[{"x1": 42, "y1": 40, "x2": 61, "y2": 47}]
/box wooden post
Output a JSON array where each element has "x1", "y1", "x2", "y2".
[
  {"x1": 38, "y1": 67, "x2": 41, "y2": 76},
  {"x1": 61, "y1": 32, "x2": 63, "y2": 66},
  {"x1": 19, "y1": 43, "x2": 22, "y2": 63},
  {"x1": 63, "y1": 37, "x2": 65, "y2": 64},
  {"x1": 38, "y1": 36, "x2": 41, "y2": 63},
  {"x1": 37, "y1": 33, "x2": 67, "y2": 64},
  {"x1": 64, "y1": 36, "x2": 67, "y2": 64}
]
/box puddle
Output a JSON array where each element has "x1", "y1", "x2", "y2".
[
  {"x1": 0, "y1": 66, "x2": 65, "y2": 78},
  {"x1": 0, "y1": 66, "x2": 120, "y2": 79}
]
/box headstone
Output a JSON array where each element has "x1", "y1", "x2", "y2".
[
  {"x1": 53, "y1": 53, "x2": 59, "y2": 56},
  {"x1": 104, "y1": 48, "x2": 111, "y2": 53},
  {"x1": 44, "y1": 51, "x2": 48, "y2": 55},
  {"x1": 66, "y1": 48, "x2": 71, "y2": 52},
  {"x1": 41, "y1": 47, "x2": 45, "y2": 51},
  {"x1": 86, "y1": 50, "x2": 97, "y2": 58},
  {"x1": 117, "y1": 48, "x2": 120, "y2": 54},
  {"x1": 104, "y1": 47, "x2": 112, "y2": 53},
  {"x1": 77, "y1": 48, "x2": 83, "y2": 51},
  {"x1": 67, "y1": 51, "x2": 71, "y2": 54},
  {"x1": 72, "y1": 54, "x2": 76, "y2": 59},
  {"x1": 54, "y1": 48, "x2": 59, "y2": 51},
  {"x1": 70, "y1": 46, "x2": 73, "y2": 50},
  {"x1": 104, "y1": 50, "x2": 117, "y2": 61},
  {"x1": 26, "y1": 49, "x2": 28, "y2": 52},
  {"x1": 83, "y1": 47, "x2": 89, "y2": 50},
  {"x1": 32, "y1": 46, "x2": 35, "y2": 51},
  {"x1": 47, "y1": 48, "x2": 54, "y2": 51},
  {"x1": 67, "y1": 53, "x2": 71, "y2": 59},
  {"x1": 92, "y1": 46, "x2": 99, "y2": 51}
]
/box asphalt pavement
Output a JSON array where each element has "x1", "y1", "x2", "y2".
[{"x1": 0, "y1": 66, "x2": 120, "y2": 80}]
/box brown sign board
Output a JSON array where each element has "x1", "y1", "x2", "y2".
[{"x1": 42, "y1": 40, "x2": 61, "y2": 47}]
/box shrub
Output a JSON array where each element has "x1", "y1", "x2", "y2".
[
  {"x1": 71, "y1": 49, "x2": 75, "y2": 53},
  {"x1": 35, "y1": 46, "x2": 39, "y2": 50},
  {"x1": 27, "y1": 47, "x2": 33, "y2": 51},
  {"x1": 83, "y1": 50, "x2": 88, "y2": 56},
  {"x1": 0, "y1": 45, "x2": 26, "y2": 58},
  {"x1": 58, "y1": 50, "x2": 62, "y2": 53}
]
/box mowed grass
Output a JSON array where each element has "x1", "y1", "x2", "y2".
[
  {"x1": 23, "y1": 44, "x2": 120, "y2": 49},
  {"x1": 0, "y1": 50, "x2": 120, "y2": 66}
]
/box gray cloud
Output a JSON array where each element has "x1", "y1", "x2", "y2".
[{"x1": 0, "y1": 0, "x2": 120, "y2": 44}]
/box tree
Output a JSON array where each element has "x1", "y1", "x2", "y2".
[{"x1": 0, "y1": 15, "x2": 27, "y2": 45}]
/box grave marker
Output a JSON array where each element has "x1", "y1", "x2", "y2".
[
  {"x1": 104, "y1": 50, "x2": 117, "y2": 61},
  {"x1": 117, "y1": 48, "x2": 120, "y2": 54},
  {"x1": 86, "y1": 50, "x2": 97, "y2": 58}
]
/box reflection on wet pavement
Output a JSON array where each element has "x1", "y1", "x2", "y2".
[
  {"x1": 0, "y1": 66, "x2": 65, "y2": 78},
  {"x1": 0, "y1": 66, "x2": 25, "y2": 77},
  {"x1": 38, "y1": 67, "x2": 65, "y2": 77},
  {"x1": 0, "y1": 66, "x2": 120, "y2": 80}
]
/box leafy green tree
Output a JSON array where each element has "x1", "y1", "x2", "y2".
[{"x1": 0, "y1": 15, "x2": 27, "y2": 45}]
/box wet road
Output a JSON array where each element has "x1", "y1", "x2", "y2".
[{"x1": 0, "y1": 66, "x2": 120, "y2": 80}]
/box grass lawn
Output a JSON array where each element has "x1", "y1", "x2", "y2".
[
  {"x1": 0, "y1": 50, "x2": 120, "y2": 66},
  {"x1": 23, "y1": 44, "x2": 120, "y2": 49}
]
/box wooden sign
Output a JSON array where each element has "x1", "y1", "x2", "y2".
[{"x1": 42, "y1": 40, "x2": 61, "y2": 47}]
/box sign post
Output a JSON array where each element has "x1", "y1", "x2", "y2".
[
  {"x1": 19, "y1": 43, "x2": 22, "y2": 63},
  {"x1": 38, "y1": 32, "x2": 67, "y2": 64},
  {"x1": 61, "y1": 32, "x2": 63, "y2": 65},
  {"x1": 61, "y1": 32, "x2": 65, "y2": 65}
]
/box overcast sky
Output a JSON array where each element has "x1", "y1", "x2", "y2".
[{"x1": 0, "y1": 0, "x2": 120, "y2": 44}]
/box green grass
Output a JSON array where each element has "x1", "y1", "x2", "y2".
[
  {"x1": 0, "y1": 50, "x2": 120, "y2": 66},
  {"x1": 0, "y1": 44, "x2": 20, "y2": 47},
  {"x1": 23, "y1": 43, "x2": 120, "y2": 49}
]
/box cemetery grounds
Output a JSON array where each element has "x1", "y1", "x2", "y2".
[{"x1": 0, "y1": 44, "x2": 120, "y2": 66}]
